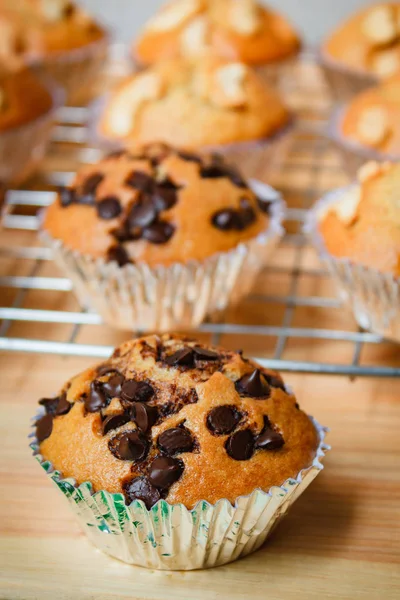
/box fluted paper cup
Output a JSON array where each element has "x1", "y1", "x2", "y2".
[
  {"x1": 305, "y1": 187, "x2": 400, "y2": 342},
  {"x1": 327, "y1": 107, "x2": 399, "y2": 179},
  {"x1": 0, "y1": 81, "x2": 64, "y2": 187},
  {"x1": 40, "y1": 182, "x2": 285, "y2": 332},
  {"x1": 256, "y1": 55, "x2": 299, "y2": 96},
  {"x1": 317, "y1": 49, "x2": 377, "y2": 103},
  {"x1": 30, "y1": 414, "x2": 328, "y2": 570}
]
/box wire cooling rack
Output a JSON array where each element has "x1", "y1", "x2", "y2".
[{"x1": 1, "y1": 54, "x2": 399, "y2": 378}]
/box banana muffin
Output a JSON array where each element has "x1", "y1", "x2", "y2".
[
  {"x1": 35, "y1": 334, "x2": 320, "y2": 509},
  {"x1": 42, "y1": 144, "x2": 284, "y2": 330},
  {"x1": 99, "y1": 56, "x2": 290, "y2": 150},
  {"x1": 133, "y1": 0, "x2": 300, "y2": 69}
]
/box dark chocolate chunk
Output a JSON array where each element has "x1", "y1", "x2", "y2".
[
  {"x1": 211, "y1": 208, "x2": 241, "y2": 231},
  {"x1": 200, "y1": 164, "x2": 226, "y2": 179},
  {"x1": 81, "y1": 172, "x2": 104, "y2": 196},
  {"x1": 102, "y1": 413, "x2": 130, "y2": 435},
  {"x1": 142, "y1": 221, "x2": 175, "y2": 244},
  {"x1": 106, "y1": 245, "x2": 131, "y2": 267},
  {"x1": 207, "y1": 405, "x2": 241, "y2": 435},
  {"x1": 85, "y1": 381, "x2": 108, "y2": 412},
  {"x1": 239, "y1": 198, "x2": 256, "y2": 228},
  {"x1": 36, "y1": 414, "x2": 53, "y2": 443},
  {"x1": 97, "y1": 196, "x2": 122, "y2": 220},
  {"x1": 97, "y1": 364, "x2": 119, "y2": 376},
  {"x1": 165, "y1": 348, "x2": 195, "y2": 367},
  {"x1": 102, "y1": 373, "x2": 124, "y2": 399},
  {"x1": 227, "y1": 167, "x2": 247, "y2": 189},
  {"x1": 255, "y1": 427, "x2": 285, "y2": 451},
  {"x1": 192, "y1": 346, "x2": 219, "y2": 361},
  {"x1": 124, "y1": 476, "x2": 160, "y2": 509},
  {"x1": 55, "y1": 392, "x2": 72, "y2": 416},
  {"x1": 125, "y1": 170, "x2": 154, "y2": 192},
  {"x1": 127, "y1": 199, "x2": 157, "y2": 229},
  {"x1": 178, "y1": 150, "x2": 202, "y2": 164},
  {"x1": 158, "y1": 427, "x2": 194, "y2": 456},
  {"x1": 225, "y1": 429, "x2": 254, "y2": 461},
  {"x1": 39, "y1": 396, "x2": 60, "y2": 415},
  {"x1": 59, "y1": 187, "x2": 75, "y2": 207},
  {"x1": 257, "y1": 197, "x2": 273, "y2": 214},
  {"x1": 235, "y1": 369, "x2": 270, "y2": 398},
  {"x1": 130, "y1": 402, "x2": 158, "y2": 433},
  {"x1": 109, "y1": 431, "x2": 149, "y2": 461},
  {"x1": 121, "y1": 380, "x2": 154, "y2": 404},
  {"x1": 63, "y1": 2, "x2": 75, "y2": 18},
  {"x1": 148, "y1": 456, "x2": 184, "y2": 489},
  {"x1": 263, "y1": 373, "x2": 286, "y2": 392},
  {"x1": 152, "y1": 180, "x2": 179, "y2": 211}
]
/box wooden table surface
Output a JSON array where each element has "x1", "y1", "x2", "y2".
[{"x1": 1, "y1": 61, "x2": 400, "y2": 599}]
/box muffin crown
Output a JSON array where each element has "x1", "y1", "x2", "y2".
[
  {"x1": 43, "y1": 144, "x2": 272, "y2": 266},
  {"x1": 36, "y1": 334, "x2": 319, "y2": 508},
  {"x1": 134, "y1": 0, "x2": 300, "y2": 66}
]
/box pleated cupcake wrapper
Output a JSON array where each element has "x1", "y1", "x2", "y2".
[
  {"x1": 0, "y1": 81, "x2": 64, "y2": 186},
  {"x1": 255, "y1": 55, "x2": 300, "y2": 97},
  {"x1": 40, "y1": 183, "x2": 285, "y2": 332},
  {"x1": 327, "y1": 107, "x2": 400, "y2": 179},
  {"x1": 305, "y1": 187, "x2": 400, "y2": 342},
  {"x1": 32, "y1": 34, "x2": 109, "y2": 106},
  {"x1": 317, "y1": 49, "x2": 378, "y2": 103},
  {"x1": 30, "y1": 414, "x2": 328, "y2": 570}
]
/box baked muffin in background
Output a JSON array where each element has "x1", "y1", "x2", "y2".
[
  {"x1": 133, "y1": 0, "x2": 301, "y2": 89},
  {"x1": 328, "y1": 73, "x2": 400, "y2": 177},
  {"x1": 42, "y1": 144, "x2": 284, "y2": 331},
  {"x1": 320, "y1": 3, "x2": 400, "y2": 101},
  {"x1": 33, "y1": 334, "x2": 327, "y2": 569},
  {"x1": 0, "y1": 0, "x2": 108, "y2": 104},
  {"x1": 307, "y1": 160, "x2": 400, "y2": 340}
]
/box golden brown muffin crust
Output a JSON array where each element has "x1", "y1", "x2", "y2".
[
  {"x1": 37, "y1": 334, "x2": 319, "y2": 509},
  {"x1": 341, "y1": 74, "x2": 400, "y2": 154},
  {"x1": 134, "y1": 0, "x2": 300, "y2": 67},
  {"x1": 323, "y1": 3, "x2": 400, "y2": 78},
  {"x1": 100, "y1": 56, "x2": 289, "y2": 149},
  {"x1": 318, "y1": 161, "x2": 400, "y2": 276},
  {"x1": 43, "y1": 144, "x2": 271, "y2": 267}
]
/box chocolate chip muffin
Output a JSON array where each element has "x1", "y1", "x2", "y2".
[
  {"x1": 133, "y1": 0, "x2": 300, "y2": 70},
  {"x1": 307, "y1": 160, "x2": 400, "y2": 340},
  {"x1": 41, "y1": 144, "x2": 284, "y2": 331},
  {"x1": 36, "y1": 335, "x2": 320, "y2": 509}
]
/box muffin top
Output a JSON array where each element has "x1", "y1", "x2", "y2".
[
  {"x1": 35, "y1": 334, "x2": 319, "y2": 509},
  {"x1": 43, "y1": 144, "x2": 273, "y2": 266},
  {"x1": 133, "y1": 0, "x2": 300, "y2": 67},
  {"x1": 99, "y1": 56, "x2": 289, "y2": 149},
  {"x1": 323, "y1": 3, "x2": 400, "y2": 78},
  {"x1": 340, "y1": 73, "x2": 400, "y2": 155},
  {"x1": 0, "y1": 66, "x2": 53, "y2": 131},
  {"x1": 0, "y1": 0, "x2": 104, "y2": 61},
  {"x1": 318, "y1": 161, "x2": 400, "y2": 276}
]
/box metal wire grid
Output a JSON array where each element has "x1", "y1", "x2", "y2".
[{"x1": 0, "y1": 59, "x2": 399, "y2": 378}]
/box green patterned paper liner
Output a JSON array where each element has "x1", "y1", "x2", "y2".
[{"x1": 30, "y1": 413, "x2": 328, "y2": 570}]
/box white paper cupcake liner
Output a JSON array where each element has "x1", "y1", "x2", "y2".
[
  {"x1": 32, "y1": 34, "x2": 109, "y2": 106},
  {"x1": 327, "y1": 107, "x2": 399, "y2": 179},
  {"x1": 305, "y1": 187, "x2": 400, "y2": 342},
  {"x1": 317, "y1": 49, "x2": 378, "y2": 103},
  {"x1": 40, "y1": 182, "x2": 285, "y2": 332},
  {"x1": 30, "y1": 413, "x2": 328, "y2": 570},
  {"x1": 0, "y1": 81, "x2": 64, "y2": 186}
]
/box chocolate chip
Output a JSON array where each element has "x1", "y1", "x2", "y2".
[
  {"x1": 178, "y1": 150, "x2": 202, "y2": 164},
  {"x1": 211, "y1": 208, "x2": 241, "y2": 231},
  {"x1": 97, "y1": 365, "x2": 119, "y2": 376},
  {"x1": 165, "y1": 348, "x2": 195, "y2": 367},
  {"x1": 263, "y1": 373, "x2": 286, "y2": 392},
  {"x1": 207, "y1": 406, "x2": 241, "y2": 435},
  {"x1": 200, "y1": 164, "x2": 226, "y2": 179},
  {"x1": 102, "y1": 373, "x2": 124, "y2": 399},
  {"x1": 125, "y1": 171, "x2": 154, "y2": 192},
  {"x1": 239, "y1": 198, "x2": 256, "y2": 228},
  {"x1": 192, "y1": 346, "x2": 219, "y2": 361},
  {"x1": 39, "y1": 396, "x2": 60, "y2": 415},
  {"x1": 124, "y1": 476, "x2": 160, "y2": 509},
  {"x1": 127, "y1": 199, "x2": 157, "y2": 229},
  {"x1": 55, "y1": 392, "x2": 72, "y2": 416},
  {"x1": 59, "y1": 187, "x2": 75, "y2": 207},
  {"x1": 85, "y1": 380, "x2": 108, "y2": 412},
  {"x1": 102, "y1": 413, "x2": 130, "y2": 435},
  {"x1": 152, "y1": 180, "x2": 179, "y2": 211},
  {"x1": 109, "y1": 431, "x2": 149, "y2": 461},
  {"x1": 142, "y1": 221, "x2": 174, "y2": 244},
  {"x1": 148, "y1": 456, "x2": 184, "y2": 489},
  {"x1": 227, "y1": 167, "x2": 247, "y2": 189},
  {"x1": 106, "y1": 245, "x2": 131, "y2": 267},
  {"x1": 97, "y1": 196, "x2": 122, "y2": 220},
  {"x1": 130, "y1": 402, "x2": 158, "y2": 433},
  {"x1": 257, "y1": 197, "x2": 273, "y2": 214},
  {"x1": 255, "y1": 428, "x2": 285, "y2": 451},
  {"x1": 295, "y1": 402, "x2": 300, "y2": 410},
  {"x1": 121, "y1": 380, "x2": 154, "y2": 404},
  {"x1": 225, "y1": 429, "x2": 254, "y2": 461},
  {"x1": 82, "y1": 172, "x2": 104, "y2": 196},
  {"x1": 63, "y1": 2, "x2": 75, "y2": 18},
  {"x1": 36, "y1": 414, "x2": 53, "y2": 443},
  {"x1": 236, "y1": 369, "x2": 270, "y2": 398},
  {"x1": 158, "y1": 427, "x2": 194, "y2": 456}
]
